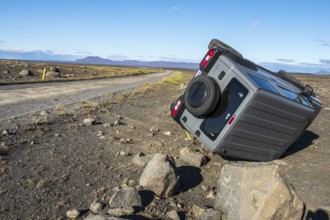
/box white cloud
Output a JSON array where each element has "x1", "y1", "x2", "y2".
[
  {"x1": 170, "y1": 6, "x2": 179, "y2": 12},
  {"x1": 251, "y1": 21, "x2": 260, "y2": 27},
  {"x1": 277, "y1": 58, "x2": 295, "y2": 63}
]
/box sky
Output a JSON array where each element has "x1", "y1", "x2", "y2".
[{"x1": 0, "y1": 0, "x2": 330, "y2": 73}]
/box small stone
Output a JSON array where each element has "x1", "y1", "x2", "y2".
[
  {"x1": 126, "y1": 138, "x2": 133, "y2": 143},
  {"x1": 36, "y1": 179, "x2": 46, "y2": 188},
  {"x1": 201, "y1": 184, "x2": 210, "y2": 191},
  {"x1": 90, "y1": 201, "x2": 104, "y2": 214},
  {"x1": 149, "y1": 127, "x2": 160, "y2": 132},
  {"x1": 19, "y1": 69, "x2": 34, "y2": 76},
  {"x1": 109, "y1": 187, "x2": 143, "y2": 210},
  {"x1": 180, "y1": 147, "x2": 207, "y2": 167},
  {"x1": 167, "y1": 210, "x2": 181, "y2": 220},
  {"x1": 0, "y1": 142, "x2": 5, "y2": 147},
  {"x1": 108, "y1": 207, "x2": 134, "y2": 217},
  {"x1": 96, "y1": 131, "x2": 104, "y2": 137},
  {"x1": 119, "y1": 151, "x2": 131, "y2": 156},
  {"x1": 206, "y1": 190, "x2": 216, "y2": 199},
  {"x1": 40, "y1": 110, "x2": 49, "y2": 117},
  {"x1": 66, "y1": 209, "x2": 80, "y2": 219},
  {"x1": 163, "y1": 131, "x2": 171, "y2": 136},
  {"x1": 2, "y1": 130, "x2": 8, "y2": 135},
  {"x1": 83, "y1": 118, "x2": 96, "y2": 126},
  {"x1": 46, "y1": 70, "x2": 60, "y2": 77},
  {"x1": 113, "y1": 120, "x2": 124, "y2": 126},
  {"x1": 191, "y1": 205, "x2": 205, "y2": 218},
  {"x1": 103, "y1": 123, "x2": 111, "y2": 128}
]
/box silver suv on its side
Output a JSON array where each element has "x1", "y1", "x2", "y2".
[{"x1": 170, "y1": 39, "x2": 322, "y2": 161}]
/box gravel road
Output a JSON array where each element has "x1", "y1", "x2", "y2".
[{"x1": 0, "y1": 71, "x2": 170, "y2": 121}]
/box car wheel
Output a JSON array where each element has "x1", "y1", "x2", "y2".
[
  {"x1": 277, "y1": 70, "x2": 305, "y2": 90},
  {"x1": 184, "y1": 76, "x2": 221, "y2": 117},
  {"x1": 208, "y1": 39, "x2": 243, "y2": 58}
]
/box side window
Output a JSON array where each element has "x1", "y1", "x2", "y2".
[
  {"x1": 249, "y1": 74, "x2": 279, "y2": 94},
  {"x1": 277, "y1": 86, "x2": 311, "y2": 107}
]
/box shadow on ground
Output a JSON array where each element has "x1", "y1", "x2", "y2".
[
  {"x1": 305, "y1": 208, "x2": 329, "y2": 220},
  {"x1": 177, "y1": 166, "x2": 203, "y2": 193},
  {"x1": 282, "y1": 130, "x2": 319, "y2": 158}
]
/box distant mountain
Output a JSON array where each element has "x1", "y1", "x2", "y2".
[
  {"x1": 315, "y1": 70, "x2": 330, "y2": 75},
  {"x1": 75, "y1": 56, "x2": 199, "y2": 69}
]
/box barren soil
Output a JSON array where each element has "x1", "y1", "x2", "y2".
[{"x1": 0, "y1": 65, "x2": 329, "y2": 219}]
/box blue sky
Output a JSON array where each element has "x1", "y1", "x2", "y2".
[{"x1": 0, "y1": 0, "x2": 330, "y2": 73}]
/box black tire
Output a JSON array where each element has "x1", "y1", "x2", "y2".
[
  {"x1": 184, "y1": 76, "x2": 221, "y2": 117},
  {"x1": 208, "y1": 39, "x2": 243, "y2": 58},
  {"x1": 277, "y1": 70, "x2": 305, "y2": 90}
]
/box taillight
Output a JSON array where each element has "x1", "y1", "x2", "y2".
[
  {"x1": 171, "y1": 100, "x2": 182, "y2": 117},
  {"x1": 201, "y1": 49, "x2": 216, "y2": 68}
]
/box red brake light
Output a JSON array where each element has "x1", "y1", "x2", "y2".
[
  {"x1": 228, "y1": 115, "x2": 236, "y2": 125},
  {"x1": 201, "y1": 49, "x2": 216, "y2": 68},
  {"x1": 171, "y1": 100, "x2": 182, "y2": 117}
]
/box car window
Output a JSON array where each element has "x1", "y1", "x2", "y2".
[
  {"x1": 200, "y1": 78, "x2": 248, "y2": 140},
  {"x1": 277, "y1": 86, "x2": 311, "y2": 107},
  {"x1": 249, "y1": 74, "x2": 279, "y2": 94}
]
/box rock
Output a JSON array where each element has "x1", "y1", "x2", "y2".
[
  {"x1": 46, "y1": 70, "x2": 61, "y2": 77},
  {"x1": 206, "y1": 189, "x2": 216, "y2": 199},
  {"x1": 112, "y1": 120, "x2": 124, "y2": 126},
  {"x1": 191, "y1": 204, "x2": 205, "y2": 218},
  {"x1": 3, "y1": 70, "x2": 10, "y2": 74},
  {"x1": 166, "y1": 210, "x2": 181, "y2": 220},
  {"x1": 19, "y1": 69, "x2": 34, "y2": 76},
  {"x1": 64, "y1": 74, "x2": 76, "y2": 78},
  {"x1": 119, "y1": 151, "x2": 131, "y2": 156},
  {"x1": 214, "y1": 164, "x2": 304, "y2": 220},
  {"x1": 180, "y1": 147, "x2": 207, "y2": 167},
  {"x1": 108, "y1": 207, "x2": 134, "y2": 217},
  {"x1": 50, "y1": 66, "x2": 60, "y2": 72},
  {"x1": 109, "y1": 187, "x2": 142, "y2": 210},
  {"x1": 84, "y1": 214, "x2": 125, "y2": 220},
  {"x1": 66, "y1": 209, "x2": 80, "y2": 218},
  {"x1": 2, "y1": 130, "x2": 8, "y2": 135},
  {"x1": 139, "y1": 154, "x2": 180, "y2": 198},
  {"x1": 83, "y1": 118, "x2": 96, "y2": 126},
  {"x1": 90, "y1": 201, "x2": 105, "y2": 214},
  {"x1": 163, "y1": 131, "x2": 172, "y2": 136},
  {"x1": 132, "y1": 152, "x2": 154, "y2": 167},
  {"x1": 40, "y1": 110, "x2": 49, "y2": 117},
  {"x1": 200, "y1": 208, "x2": 222, "y2": 220}
]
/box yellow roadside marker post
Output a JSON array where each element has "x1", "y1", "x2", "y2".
[
  {"x1": 42, "y1": 68, "x2": 46, "y2": 80},
  {"x1": 184, "y1": 130, "x2": 191, "y2": 139}
]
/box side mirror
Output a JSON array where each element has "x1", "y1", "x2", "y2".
[{"x1": 302, "y1": 85, "x2": 313, "y2": 96}]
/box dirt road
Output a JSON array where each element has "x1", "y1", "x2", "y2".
[{"x1": 0, "y1": 71, "x2": 170, "y2": 121}]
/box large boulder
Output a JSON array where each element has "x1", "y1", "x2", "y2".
[
  {"x1": 139, "y1": 154, "x2": 180, "y2": 198},
  {"x1": 214, "y1": 163, "x2": 304, "y2": 220}
]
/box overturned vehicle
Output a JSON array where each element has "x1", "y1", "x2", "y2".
[{"x1": 170, "y1": 39, "x2": 322, "y2": 161}]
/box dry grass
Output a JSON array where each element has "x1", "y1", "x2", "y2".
[{"x1": 160, "y1": 71, "x2": 190, "y2": 85}]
